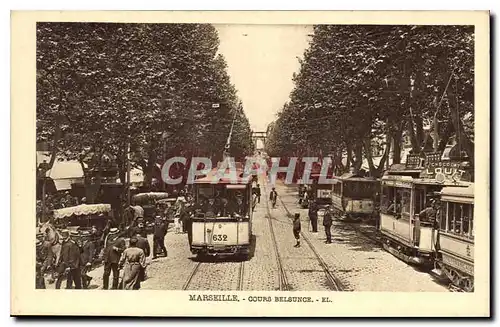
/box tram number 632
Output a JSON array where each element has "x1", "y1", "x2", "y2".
[{"x1": 212, "y1": 234, "x2": 228, "y2": 242}]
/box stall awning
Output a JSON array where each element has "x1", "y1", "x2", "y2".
[
  {"x1": 53, "y1": 204, "x2": 112, "y2": 219},
  {"x1": 53, "y1": 178, "x2": 85, "y2": 191}
]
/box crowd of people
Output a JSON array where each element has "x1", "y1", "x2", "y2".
[
  {"x1": 36, "y1": 191, "x2": 82, "y2": 221},
  {"x1": 36, "y1": 189, "x2": 193, "y2": 290}
]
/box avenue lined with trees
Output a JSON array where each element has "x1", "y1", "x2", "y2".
[{"x1": 266, "y1": 25, "x2": 474, "y2": 178}]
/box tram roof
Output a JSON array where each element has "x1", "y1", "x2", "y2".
[
  {"x1": 193, "y1": 168, "x2": 252, "y2": 185},
  {"x1": 335, "y1": 172, "x2": 378, "y2": 182},
  {"x1": 440, "y1": 182, "x2": 474, "y2": 199}
]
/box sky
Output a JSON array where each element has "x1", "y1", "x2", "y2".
[{"x1": 215, "y1": 24, "x2": 313, "y2": 133}]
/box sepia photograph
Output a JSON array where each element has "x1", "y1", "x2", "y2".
[{"x1": 11, "y1": 10, "x2": 490, "y2": 317}]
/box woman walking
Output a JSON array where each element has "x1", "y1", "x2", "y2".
[{"x1": 119, "y1": 237, "x2": 146, "y2": 290}]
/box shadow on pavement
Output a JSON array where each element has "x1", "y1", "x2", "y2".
[{"x1": 188, "y1": 234, "x2": 257, "y2": 263}]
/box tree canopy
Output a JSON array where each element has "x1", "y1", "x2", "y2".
[
  {"x1": 266, "y1": 25, "x2": 474, "y2": 177},
  {"x1": 37, "y1": 23, "x2": 254, "y2": 196}
]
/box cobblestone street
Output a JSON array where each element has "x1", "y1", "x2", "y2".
[
  {"x1": 45, "y1": 176, "x2": 449, "y2": 292},
  {"x1": 274, "y1": 181, "x2": 448, "y2": 292}
]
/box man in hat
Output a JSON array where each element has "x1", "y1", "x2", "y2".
[
  {"x1": 293, "y1": 213, "x2": 301, "y2": 248},
  {"x1": 308, "y1": 201, "x2": 319, "y2": 233},
  {"x1": 204, "y1": 198, "x2": 218, "y2": 217},
  {"x1": 255, "y1": 184, "x2": 261, "y2": 204},
  {"x1": 55, "y1": 230, "x2": 82, "y2": 289},
  {"x1": 102, "y1": 227, "x2": 125, "y2": 289},
  {"x1": 152, "y1": 216, "x2": 168, "y2": 259},
  {"x1": 80, "y1": 231, "x2": 95, "y2": 289},
  {"x1": 228, "y1": 193, "x2": 246, "y2": 217},
  {"x1": 136, "y1": 221, "x2": 147, "y2": 238},
  {"x1": 134, "y1": 230, "x2": 150, "y2": 281},
  {"x1": 418, "y1": 198, "x2": 439, "y2": 225},
  {"x1": 323, "y1": 205, "x2": 333, "y2": 244},
  {"x1": 269, "y1": 187, "x2": 278, "y2": 209}
]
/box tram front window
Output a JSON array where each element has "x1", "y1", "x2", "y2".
[
  {"x1": 381, "y1": 185, "x2": 401, "y2": 216},
  {"x1": 344, "y1": 181, "x2": 373, "y2": 198},
  {"x1": 196, "y1": 184, "x2": 248, "y2": 218}
]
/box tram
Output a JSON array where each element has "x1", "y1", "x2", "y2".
[
  {"x1": 379, "y1": 152, "x2": 473, "y2": 267},
  {"x1": 188, "y1": 105, "x2": 253, "y2": 260},
  {"x1": 190, "y1": 165, "x2": 253, "y2": 259},
  {"x1": 298, "y1": 172, "x2": 334, "y2": 209},
  {"x1": 433, "y1": 182, "x2": 474, "y2": 292},
  {"x1": 331, "y1": 172, "x2": 379, "y2": 222}
]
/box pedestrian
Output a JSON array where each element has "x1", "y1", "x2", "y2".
[
  {"x1": 136, "y1": 222, "x2": 147, "y2": 238},
  {"x1": 55, "y1": 230, "x2": 82, "y2": 289},
  {"x1": 293, "y1": 213, "x2": 301, "y2": 248},
  {"x1": 79, "y1": 231, "x2": 95, "y2": 289},
  {"x1": 181, "y1": 207, "x2": 190, "y2": 234},
  {"x1": 152, "y1": 216, "x2": 168, "y2": 259},
  {"x1": 269, "y1": 187, "x2": 278, "y2": 209},
  {"x1": 35, "y1": 239, "x2": 46, "y2": 289},
  {"x1": 255, "y1": 184, "x2": 261, "y2": 203},
  {"x1": 102, "y1": 227, "x2": 125, "y2": 290},
  {"x1": 174, "y1": 214, "x2": 181, "y2": 234},
  {"x1": 176, "y1": 195, "x2": 187, "y2": 233},
  {"x1": 118, "y1": 237, "x2": 147, "y2": 290},
  {"x1": 323, "y1": 205, "x2": 333, "y2": 244},
  {"x1": 308, "y1": 201, "x2": 318, "y2": 233},
  {"x1": 135, "y1": 230, "x2": 150, "y2": 282}
]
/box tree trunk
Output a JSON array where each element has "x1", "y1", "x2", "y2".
[
  {"x1": 363, "y1": 135, "x2": 391, "y2": 178},
  {"x1": 448, "y1": 83, "x2": 475, "y2": 162},
  {"x1": 407, "y1": 115, "x2": 424, "y2": 154},
  {"x1": 392, "y1": 128, "x2": 402, "y2": 164},
  {"x1": 143, "y1": 149, "x2": 157, "y2": 189},
  {"x1": 116, "y1": 149, "x2": 127, "y2": 184},
  {"x1": 363, "y1": 138, "x2": 376, "y2": 176},
  {"x1": 352, "y1": 142, "x2": 363, "y2": 172},
  {"x1": 346, "y1": 142, "x2": 353, "y2": 171},
  {"x1": 437, "y1": 120, "x2": 454, "y2": 154}
]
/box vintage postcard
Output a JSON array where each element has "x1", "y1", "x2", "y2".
[{"x1": 11, "y1": 10, "x2": 489, "y2": 317}]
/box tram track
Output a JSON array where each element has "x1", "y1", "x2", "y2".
[
  {"x1": 182, "y1": 260, "x2": 246, "y2": 291},
  {"x1": 263, "y1": 183, "x2": 291, "y2": 291},
  {"x1": 182, "y1": 262, "x2": 202, "y2": 290},
  {"x1": 334, "y1": 214, "x2": 459, "y2": 293},
  {"x1": 278, "y1": 197, "x2": 345, "y2": 291}
]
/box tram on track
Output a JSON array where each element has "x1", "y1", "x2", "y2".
[
  {"x1": 189, "y1": 165, "x2": 253, "y2": 259},
  {"x1": 433, "y1": 182, "x2": 475, "y2": 292},
  {"x1": 331, "y1": 172, "x2": 379, "y2": 222},
  {"x1": 379, "y1": 152, "x2": 473, "y2": 268}
]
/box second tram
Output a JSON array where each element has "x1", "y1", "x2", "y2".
[{"x1": 331, "y1": 172, "x2": 380, "y2": 222}]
